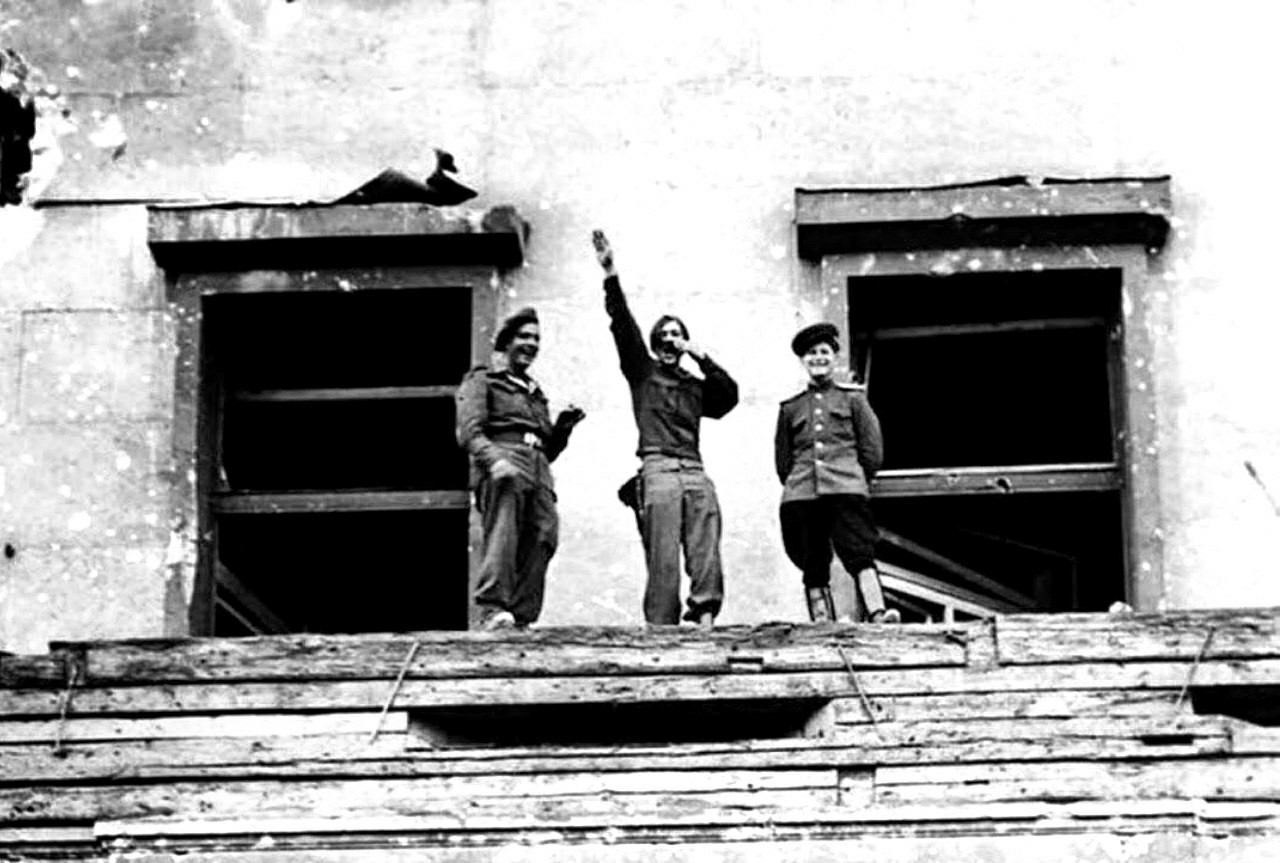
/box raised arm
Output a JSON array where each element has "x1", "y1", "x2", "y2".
[{"x1": 593, "y1": 230, "x2": 651, "y2": 384}]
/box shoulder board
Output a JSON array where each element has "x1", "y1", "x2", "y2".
[{"x1": 835, "y1": 381, "x2": 867, "y2": 391}]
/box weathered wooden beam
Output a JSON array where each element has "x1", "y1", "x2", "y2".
[
  {"x1": 832, "y1": 687, "x2": 1186, "y2": 725},
  {"x1": 232, "y1": 386, "x2": 457, "y2": 403},
  {"x1": 0, "y1": 654, "x2": 65, "y2": 686},
  {"x1": 873, "y1": 756, "x2": 1280, "y2": 805},
  {"x1": 994, "y1": 612, "x2": 1280, "y2": 664},
  {"x1": 209, "y1": 489, "x2": 471, "y2": 515},
  {"x1": 4, "y1": 660, "x2": 1280, "y2": 717},
  {"x1": 873, "y1": 463, "x2": 1121, "y2": 497},
  {"x1": 0, "y1": 710, "x2": 409, "y2": 744},
  {"x1": 0, "y1": 770, "x2": 839, "y2": 824},
  {"x1": 40, "y1": 625, "x2": 970, "y2": 685}
]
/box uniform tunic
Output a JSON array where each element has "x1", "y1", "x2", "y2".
[
  {"x1": 774, "y1": 378, "x2": 885, "y2": 590},
  {"x1": 456, "y1": 366, "x2": 571, "y2": 626},
  {"x1": 603, "y1": 275, "x2": 738, "y2": 624}
]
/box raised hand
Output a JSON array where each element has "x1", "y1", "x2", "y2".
[{"x1": 591, "y1": 229, "x2": 616, "y2": 273}]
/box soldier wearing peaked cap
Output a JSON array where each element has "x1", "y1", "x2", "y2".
[
  {"x1": 455, "y1": 307, "x2": 585, "y2": 630},
  {"x1": 774, "y1": 322, "x2": 900, "y2": 624}
]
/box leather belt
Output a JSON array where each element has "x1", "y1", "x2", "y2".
[{"x1": 491, "y1": 430, "x2": 544, "y2": 449}]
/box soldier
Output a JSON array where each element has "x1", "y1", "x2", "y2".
[
  {"x1": 592, "y1": 230, "x2": 739, "y2": 627},
  {"x1": 774, "y1": 322, "x2": 900, "y2": 624},
  {"x1": 456, "y1": 308, "x2": 585, "y2": 630}
]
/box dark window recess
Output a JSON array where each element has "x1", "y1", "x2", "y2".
[
  {"x1": 217, "y1": 510, "x2": 470, "y2": 633},
  {"x1": 0, "y1": 49, "x2": 37, "y2": 206},
  {"x1": 1192, "y1": 686, "x2": 1280, "y2": 727},
  {"x1": 202, "y1": 287, "x2": 474, "y2": 635},
  {"x1": 409, "y1": 699, "x2": 832, "y2": 748},
  {"x1": 876, "y1": 493, "x2": 1124, "y2": 613},
  {"x1": 850, "y1": 268, "x2": 1127, "y2": 617}
]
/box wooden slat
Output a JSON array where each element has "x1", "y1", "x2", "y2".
[
  {"x1": 0, "y1": 711, "x2": 409, "y2": 744},
  {"x1": 0, "y1": 654, "x2": 66, "y2": 686},
  {"x1": 0, "y1": 771, "x2": 838, "y2": 824},
  {"x1": 43, "y1": 625, "x2": 971, "y2": 685},
  {"x1": 832, "y1": 687, "x2": 1186, "y2": 724},
  {"x1": 210, "y1": 489, "x2": 471, "y2": 515},
  {"x1": 871, "y1": 317, "x2": 1108, "y2": 341},
  {"x1": 4, "y1": 660, "x2": 1280, "y2": 717},
  {"x1": 995, "y1": 611, "x2": 1280, "y2": 664},
  {"x1": 878, "y1": 529, "x2": 1036, "y2": 610},
  {"x1": 215, "y1": 563, "x2": 291, "y2": 635},
  {"x1": 232, "y1": 386, "x2": 457, "y2": 403},
  {"x1": 873, "y1": 463, "x2": 1121, "y2": 497},
  {"x1": 873, "y1": 757, "x2": 1280, "y2": 805},
  {"x1": 879, "y1": 565, "x2": 1016, "y2": 616}
]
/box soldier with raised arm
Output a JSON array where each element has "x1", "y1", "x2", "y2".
[
  {"x1": 593, "y1": 230, "x2": 739, "y2": 627},
  {"x1": 455, "y1": 308, "x2": 585, "y2": 630}
]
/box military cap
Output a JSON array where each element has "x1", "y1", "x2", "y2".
[
  {"x1": 790, "y1": 322, "x2": 840, "y2": 356},
  {"x1": 494, "y1": 307, "x2": 539, "y2": 351}
]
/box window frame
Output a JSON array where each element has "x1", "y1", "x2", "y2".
[
  {"x1": 795, "y1": 179, "x2": 1171, "y2": 610},
  {"x1": 149, "y1": 203, "x2": 527, "y2": 636}
]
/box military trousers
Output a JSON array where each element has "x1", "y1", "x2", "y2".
[
  {"x1": 638, "y1": 455, "x2": 725, "y2": 624},
  {"x1": 474, "y1": 443, "x2": 559, "y2": 626},
  {"x1": 779, "y1": 494, "x2": 886, "y2": 616}
]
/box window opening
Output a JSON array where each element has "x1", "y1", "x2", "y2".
[
  {"x1": 203, "y1": 287, "x2": 473, "y2": 635},
  {"x1": 851, "y1": 268, "x2": 1126, "y2": 617}
]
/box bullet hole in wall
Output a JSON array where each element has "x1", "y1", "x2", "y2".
[{"x1": 3, "y1": 543, "x2": 15, "y2": 559}]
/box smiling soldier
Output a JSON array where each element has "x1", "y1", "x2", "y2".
[
  {"x1": 775, "y1": 322, "x2": 900, "y2": 624},
  {"x1": 456, "y1": 308, "x2": 585, "y2": 630}
]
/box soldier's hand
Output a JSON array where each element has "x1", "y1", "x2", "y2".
[
  {"x1": 591, "y1": 229, "x2": 615, "y2": 273},
  {"x1": 556, "y1": 405, "x2": 587, "y2": 431},
  {"x1": 489, "y1": 458, "x2": 521, "y2": 482},
  {"x1": 670, "y1": 336, "x2": 706, "y2": 360}
]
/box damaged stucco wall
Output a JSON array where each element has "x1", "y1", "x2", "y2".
[{"x1": 0, "y1": 0, "x2": 1278, "y2": 650}]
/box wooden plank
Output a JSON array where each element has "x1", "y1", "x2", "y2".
[
  {"x1": 232, "y1": 385, "x2": 457, "y2": 403},
  {"x1": 995, "y1": 611, "x2": 1280, "y2": 664},
  {"x1": 43, "y1": 625, "x2": 971, "y2": 685},
  {"x1": 0, "y1": 771, "x2": 838, "y2": 824},
  {"x1": 873, "y1": 756, "x2": 1280, "y2": 805},
  {"x1": 4, "y1": 660, "x2": 1280, "y2": 717},
  {"x1": 0, "y1": 654, "x2": 66, "y2": 686},
  {"x1": 879, "y1": 567, "x2": 1015, "y2": 617},
  {"x1": 832, "y1": 688, "x2": 1186, "y2": 725},
  {"x1": 210, "y1": 489, "x2": 471, "y2": 515},
  {"x1": 0, "y1": 711, "x2": 409, "y2": 744},
  {"x1": 873, "y1": 464, "x2": 1121, "y2": 497},
  {"x1": 872, "y1": 317, "x2": 1108, "y2": 341},
  {"x1": 878, "y1": 529, "x2": 1035, "y2": 610}
]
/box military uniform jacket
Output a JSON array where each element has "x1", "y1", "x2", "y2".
[
  {"x1": 774, "y1": 378, "x2": 884, "y2": 503},
  {"x1": 455, "y1": 366, "x2": 569, "y2": 483}
]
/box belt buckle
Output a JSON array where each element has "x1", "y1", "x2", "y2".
[{"x1": 522, "y1": 431, "x2": 539, "y2": 448}]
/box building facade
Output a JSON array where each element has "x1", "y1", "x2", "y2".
[{"x1": 1, "y1": 0, "x2": 1278, "y2": 651}]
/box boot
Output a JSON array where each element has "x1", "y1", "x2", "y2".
[
  {"x1": 856, "y1": 567, "x2": 900, "y2": 623},
  {"x1": 806, "y1": 586, "x2": 836, "y2": 623}
]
